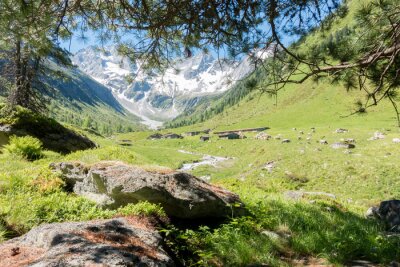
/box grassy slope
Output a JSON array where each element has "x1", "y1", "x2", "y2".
[{"x1": 111, "y1": 78, "x2": 400, "y2": 265}]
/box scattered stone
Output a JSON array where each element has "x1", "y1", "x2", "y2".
[
  {"x1": 343, "y1": 149, "x2": 352, "y2": 154},
  {"x1": 218, "y1": 132, "x2": 242, "y2": 139},
  {"x1": 297, "y1": 136, "x2": 302, "y2": 140},
  {"x1": 335, "y1": 128, "x2": 349, "y2": 133},
  {"x1": 184, "y1": 129, "x2": 211, "y2": 136},
  {"x1": 200, "y1": 135, "x2": 210, "y2": 142},
  {"x1": 299, "y1": 131, "x2": 304, "y2": 135},
  {"x1": 366, "y1": 200, "x2": 400, "y2": 231},
  {"x1": 368, "y1": 131, "x2": 385, "y2": 141},
  {"x1": 281, "y1": 139, "x2": 291, "y2": 143},
  {"x1": 262, "y1": 161, "x2": 276, "y2": 172},
  {"x1": 199, "y1": 175, "x2": 211, "y2": 182},
  {"x1": 393, "y1": 138, "x2": 400, "y2": 143},
  {"x1": 0, "y1": 217, "x2": 174, "y2": 266},
  {"x1": 148, "y1": 133, "x2": 183, "y2": 140},
  {"x1": 292, "y1": 128, "x2": 297, "y2": 131},
  {"x1": 343, "y1": 138, "x2": 356, "y2": 144},
  {"x1": 163, "y1": 133, "x2": 184, "y2": 139},
  {"x1": 261, "y1": 230, "x2": 280, "y2": 240},
  {"x1": 255, "y1": 132, "x2": 272, "y2": 140},
  {"x1": 51, "y1": 161, "x2": 246, "y2": 219},
  {"x1": 319, "y1": 140, "x2": 328, "y2": 145},
  {"x1": 311, "y1": 127, "x2": 316, "y2": 133},
  {"x1": 238, "y1": 132, "x2": 247, "y2": 139},
  {"x1": 306, "y1": 137, "x2": 312, "y2": 141},
  {"x1": 147, "y1": 133, "x2": 163, "y2": 140},
  {"x1": 331, "y1": 142, "x2": 355, "y2": 149}
]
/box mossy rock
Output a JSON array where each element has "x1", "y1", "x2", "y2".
[{"x1": 0, "y1": 106, "x2": 96, "y2": 154}]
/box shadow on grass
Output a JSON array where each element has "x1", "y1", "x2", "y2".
[
  {"x1": 253, "y1": 199, "x2": 400, "y2": 265},
  {"x1": 180, "y1": 198, "x2": 400, "y2": 266}
]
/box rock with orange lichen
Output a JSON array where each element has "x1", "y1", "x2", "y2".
[
  {"x1": 51, "y1": 161, "x2": 246, "y2": 219},
  {"x1": 0, "y1": 217, "x2": 174, "y2": 267}
]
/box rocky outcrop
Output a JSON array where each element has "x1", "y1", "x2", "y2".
[
  {"x1": 0, "y1": 120, "x2": 96, "y2": 154},
  {"x1": 366, "y1": 200, "x2": 400, "y2": 232},
  {"x1": 0, "y1": 217, "x2": 174, "y2": 266},
  {"x1": 51, "y1": 161, "x2": 246, "y2": 219}
]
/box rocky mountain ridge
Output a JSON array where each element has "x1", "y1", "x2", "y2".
[{"x1": 72, "y1": 46, "x2": 272, "y2": 128}]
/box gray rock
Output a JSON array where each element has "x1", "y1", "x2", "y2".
[
  {"x1": 162, "y1": 133, "x2": 183, "y2": 139},
  {"x1": 255, "y1": 132, "x2": 271, "y2": 140},
  {"x1": 319, "y1": 140, "x2": 328, "y2": 145},
  {"x1": 342, "y1": 138, "x2": 356, "y2": 144},
  {"x1": 281, "y1": 139, "x2": 291, "y2": 143},
  {"x1": 331, "y1": 142, "x2": 355, "y2": 149},
  {"x1": 369, "y1": 131, "x2": 385, "y2": 141},
  {"x1": 261, "y1": 230, "x2": 280, "y2": 240},
  {"x1": 51, "y1": 161, "x2": 246, "y2": 219},
  {"x1": 262, "y1": 161, "x2": 276, "y2": 172},
  {"x1": 393, "y1": 138, "x2": 400, "y2": 144},
  {"x1": 200, "y1": 135, "x2": 210, "y2": 141},
  {"x1": 0, "y1": 217, "x2": 174, "y2": 266},
  {"x1": 148, "y1": 133, "x2": 163, "y2": 140},
  {"x1": 335, "y1": 128, "x2": 348, "y2": 133},
  {"x1": 366, "y1": 200, "x2": 400, "y2": 232}
]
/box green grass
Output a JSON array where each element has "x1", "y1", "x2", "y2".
[
  {"x1": 0, "y1": 87, "x2": 399, "y2": 265},
  {"x1": 0, "y1": 0, "x2": 399, "y2": 264}
]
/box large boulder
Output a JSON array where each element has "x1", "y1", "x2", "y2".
[
  {"x1": 0, "y1": 217, "x2": 174, "y2": 266},
  {"x1": 366, "y1": 200, "x2": 400, "y2": 231},
  {"x1": 51, "y1": 161, "x2": 246, "y2": 219}
]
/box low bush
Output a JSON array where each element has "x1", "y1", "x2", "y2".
[{"x1": 3, "y1": 136, "x2": 44, "y2": 161}]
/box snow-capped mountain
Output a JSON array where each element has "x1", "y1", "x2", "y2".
[{"x1": 72, "y1": 46, "x2": 271, "y2": 128}]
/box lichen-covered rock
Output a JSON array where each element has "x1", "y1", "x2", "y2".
[
  {"x1": 51, "y1": 161, "x2": 246, "y2": 219},
  {"x1": 0, "y1": 217, "x2": 174, "y2": 267}
]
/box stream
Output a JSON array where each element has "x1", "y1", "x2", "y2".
[{"x1": 178, "y1": 150, "x2": 230, "y2": 171}]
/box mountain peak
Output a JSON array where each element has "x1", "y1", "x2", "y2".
[{"x1": 72, "y1": 47, "x2": 264, "y2": 128}]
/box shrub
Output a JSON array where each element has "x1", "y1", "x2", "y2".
[{"x1": 3, "y1": 136, "x2": 44, "y2": 161}]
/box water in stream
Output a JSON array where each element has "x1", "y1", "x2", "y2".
[{"x1": 178, "y1": 150, "x2": 230, "y2": 171}]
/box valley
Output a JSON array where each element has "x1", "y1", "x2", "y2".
[{"x1": 72, "y1": 46, "x2": 269, "y2": 128}]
